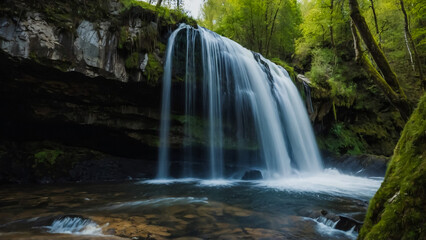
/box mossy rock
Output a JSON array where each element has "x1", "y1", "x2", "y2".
[
  {"x1": 33, "y1": 149, "x2": 63, "y2": 167},
  {"x1": 271, "y1": 58, "x2": 296, "y2": 81},
  {"x1": 125, "y1": 52, "x2": 139, "y2": 69},
  {"x1": 358, "y1": 94, "x2": 426, "y2": 240},
  {"x1": 144, "y1": 53, "x2": 163, "y2": 86},
  {"x1": 26, "y1": 142, "x2": 105, "y2": 180},
  {"x1": 317, "y1": 122, "x2": 366, "y2": 155},
  {"x1": 118, "y1": 26, "x2": 130, "y2": 50}
]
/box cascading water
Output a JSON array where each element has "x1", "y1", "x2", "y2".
[{"x1": 157, "y1": 24, "x2": 323, "y2": 179}]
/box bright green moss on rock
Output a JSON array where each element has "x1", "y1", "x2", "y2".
[
  {"x1": 125, "y1": 52, "x2": 139, "y2": 69},
  {"x1": 118, "y1": 26, "x2": 129, "y2": 49},
  {"x1": 33, "y1": 149, "x2": 63, "y2": 167},
  {"x1": 358, "y1": 94, "x2": 426, "y2": 240},
  {"x1": 119, "y1": 0, "x2": 196, "y2": 27},
  {"x1": 271, "y1": 58, "x2": 296, "y2": 81},
  {"x1": 144, "y1": 53, "x2": 163, "y2": 86},
  {"x1": 317, "y1": 122, "x2": 367, "y2": 155}
]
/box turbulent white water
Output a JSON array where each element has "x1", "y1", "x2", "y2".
[
  {"x1": 257, "y1": 168, "x2": 382, "y2": 199},
  {"x1": 45, "y1": 217, "x2": 103, "y2": 235},
  {"x1": 144, "y1": 169, "x2": 382, "y2": 200},
  {"x1": 311, "y1": 217, "x2": 357, "y2": 240},
  {"x1": 158, "y1": 24, "x2": 323, "y2": 179}
]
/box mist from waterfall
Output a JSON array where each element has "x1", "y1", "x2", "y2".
[{"x1": 157, "y1": 24, "x2": 323, "y2": 179}]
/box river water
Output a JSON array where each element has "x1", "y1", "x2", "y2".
[{"x1": 0, "y1": 169, "x2": 382, "y2": 239}]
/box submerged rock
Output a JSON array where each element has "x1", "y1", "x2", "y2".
[
  {"x1": 301, "y1": 208, "x2": 363, "y2": 232},
  {"x1": 335, "y1": 215, "x2": 363, "y2": 232},
  {"x1": 241, "y1": 170, "x2": 263, "y2": 180}
]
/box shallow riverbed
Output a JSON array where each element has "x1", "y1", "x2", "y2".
[{"x1": 0, "y1": 169, "x2": 382, "y2": 240}]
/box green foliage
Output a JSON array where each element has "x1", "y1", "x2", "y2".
[
  {"x1": 12, "y1": 0, "x2": 111, "y2": 31},
  {"x1": 317, "y1": 122, "x2": 366, "y2": 155},
  {"x1": 200, "y1": 0, "x2": 302, "y2": 59},
  {"x1": 33, "y1": 149, "x2": 63, "y2": 167},
  {"x1": 306, "y1": 48, "x2": 334, "y2": 87},
  {"x1": 120, "y1": 0, "x2": 196, "y2": 26},
  {"x1": 296, "y1": 0, "x2": 350, "y2": 50},
  {"x1": 144, "y1": 53, "x2": 163, "y2": 85},
  {"x1": 125, "y1": 52, "x2": 139, "y2": 69},
  {"x1": 306, "y1": 48, "x2": 357, "y2": 107},
  {"x1": 359, "y1": 94, "x2": 426, "y2": 240}
]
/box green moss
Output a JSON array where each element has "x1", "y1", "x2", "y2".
[
  {"x1": 157, "y1": 42, "x2": 166, "y2": 54},
  {"x1": 317, "y1": 122, "x2": 366, "y2": 155},
  {"x1": 118, "y1": 26, "x2": 129, "y2": 49},
  {"x1": 359, "y1": 94, "x2": 426, "y2": 240},
  {"x1": 125, "y1": 52, "x2": 139, "y2": 69},
  {"x1": 271, "y1": 58, "x2": 296, "y2": 81},
  {"x1": 33, "y1": 149, "x2": 63, "y2": 167},
  {"x1": 134, "y1": 24, "x2": 158, "y2": 52},
  {"x1": 144, "y1": 53, "x2": 163, "y2": 86},
  {"x1": 119, "y1": 0, "x2": 196, "y2": 26}
]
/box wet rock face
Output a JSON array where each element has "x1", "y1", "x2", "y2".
[
  {"x1": 0, "y1": 0, "x2": 180, "y2": 83},
  {"x1": 73, "y1": 20, "x2": 127, "y2": 80},
  {"x1": 0, "y1": 13, "x2": 58, "y2": 59},
  {"x1": 0, "y1": 0, "x2": 188, "y2": 183},
  {"x1": 0, "y1": 14, "x2": 127, "y2": 81}
]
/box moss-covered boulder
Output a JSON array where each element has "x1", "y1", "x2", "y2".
[{"x1": 358, "y1": 94, "x2": 426, "y2": 240}]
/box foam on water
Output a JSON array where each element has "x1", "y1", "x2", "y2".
[
  {"x1": 142, "y1": 178, "x2": 199, "y2": 185},
  {"x1": 256, "y1": 168, "x2": 383, "y2": 199},
  {"x1": 137, "y1": 169, "x2": 382, "y2": 200},
  {"x1": 45, "y1": 217, "x2": 104, "y2": 235},
  {"x1": 309, "y1": 217, "x2": 357, "y2": 240},
  {"x1": 197, "y1": 179, "x2": 237, "y2": 187}
]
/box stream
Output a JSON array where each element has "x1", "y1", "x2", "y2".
[{"x1": 0, "y1": 169, "x2": 382, "y2": 239}]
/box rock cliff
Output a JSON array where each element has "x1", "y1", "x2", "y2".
[{"x1": 0, "y1": 0, "x2": 195, "y2": 182}]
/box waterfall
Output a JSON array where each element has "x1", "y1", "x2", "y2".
[
  {"x1": 303, "y1": 81, "x2": 314, "y2": 114},
  {"x1": 157, "y1": 24, "x2": 323, "y2": 179}
]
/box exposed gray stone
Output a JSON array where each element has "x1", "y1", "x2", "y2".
[{"x1": 140, "y1": 53, "x2": 149, "y2": 72}]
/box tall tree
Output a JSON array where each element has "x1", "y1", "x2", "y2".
[
  {"x1": 200, "y1": 0, "x2": 301, "y2": 60},
  {"x1": 349, "y1": 0, "x2": 411, "y2": 121},
  {"x1": 329, "y1": 0, "x2": 335, "y2": 49},
  {"x1": 369, "y1": 0, "x2": 381, "y2": 47},
  {"x1": 400, "y1": 0, "x2": 425, "y2": 88}
]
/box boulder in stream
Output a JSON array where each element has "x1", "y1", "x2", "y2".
[{"x1": 241, "y1": 170, "x2": 263, "y2": 180}]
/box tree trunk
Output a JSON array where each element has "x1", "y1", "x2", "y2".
[
  {"x1": 369, "y1": 0, "x2": 381, "y2": 48},
  {"x1": 266, "y1": 0, "x2": 282, "y2": 57},
  {"x1": 329, "y1": 0, "x2": 335, "y2": 49},
  {"x1": 404, "y1": 30, "x2": 415, "y2": 71},
  {"x1": 156, "y1": 0, "x2": 163, "y2": 7},
  {"x1": 400, "y1": 0, "x2": 425, "y2": 88},
  {"x1": 349, "y1": 0, "x2": 412, "y2": 121}
]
